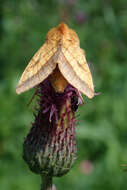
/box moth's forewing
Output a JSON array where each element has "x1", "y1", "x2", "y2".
[
  {"x1": 58, "y1": 48, "x2": 94, "y2": 98},
  {"x1": 16, "y1": 43, "x2": 57, "y2": 94}
]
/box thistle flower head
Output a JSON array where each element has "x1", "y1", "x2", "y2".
[{"x1": 23, "y1": 78, "x2": 82, "y2": 177}]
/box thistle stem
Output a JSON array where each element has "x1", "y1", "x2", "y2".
[{"x1": 41, "y1": 175, "x2": 53, "y2": 190}]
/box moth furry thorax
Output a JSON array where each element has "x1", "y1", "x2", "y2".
[
  {"x1": 46, "y1": 22, "x2": 80, "y2": 46},
  {"x1": 16, "y1": 22, "x2": 94, "y2": 98}
]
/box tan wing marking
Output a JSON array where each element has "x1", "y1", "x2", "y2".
[
  {"x1": 58, "y1": 51, "x2": 94, "y2": 98},
  {"x1": 16, "y1": 43, "x2": 57, "y2": 94}
]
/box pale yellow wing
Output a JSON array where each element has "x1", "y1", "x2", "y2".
[
  {"x1": 58, "y1": 45, "x2": 94, "y2": 98},
  {"x1": 16, "y1": 43, "x2": 57, "y2": 94}
]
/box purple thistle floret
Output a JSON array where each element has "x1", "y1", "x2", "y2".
[{"x1": 36, "y1": 78, "x2": 83, "y2": 122}]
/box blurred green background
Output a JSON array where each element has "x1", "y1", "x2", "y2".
[{"x1": 0, "y1": 0, "x2": 127, "y2": 189}]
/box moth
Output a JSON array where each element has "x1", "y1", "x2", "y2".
[{"x1": 16, "y1": 23, "x2": 94, "y2": 98}]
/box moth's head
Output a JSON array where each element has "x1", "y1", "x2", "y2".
[{"x1": 46, "y1": 23, "x2": 80, "y2": 46}]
